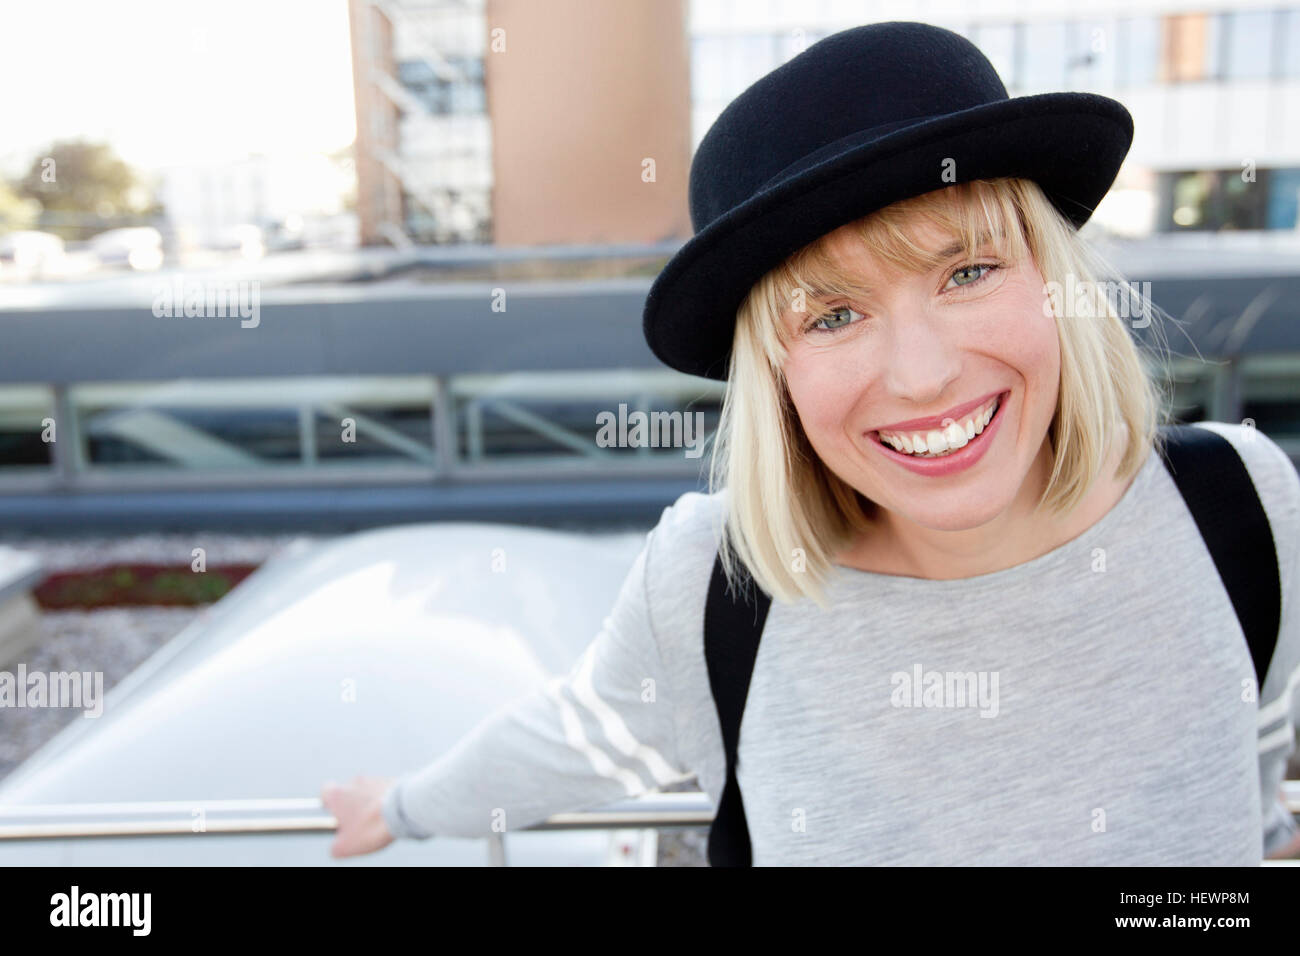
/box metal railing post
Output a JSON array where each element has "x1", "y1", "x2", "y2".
[{"x1": 486, "y1": 831, "x2": 507, "y2": 866}]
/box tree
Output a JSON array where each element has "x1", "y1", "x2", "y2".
[
  {"x1": 16, "y1": 140, "x2": 145, "y2": 239},
  {"x1": 0, "y1": 181, "x2": 40, "y2": 231}
]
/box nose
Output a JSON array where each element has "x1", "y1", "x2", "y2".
[{"x1": 878, "y1": 307, "x2": 962, "y2": 408}]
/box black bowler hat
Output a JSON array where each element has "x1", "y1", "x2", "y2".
[{"x1": 642, "y1": 20, "x2": 1134, "y2": 381}]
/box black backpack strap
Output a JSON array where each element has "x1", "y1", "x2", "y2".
[
  {"x1": 703, "y1": 544, "x2": 772, "y2": 867},
  {"x1": 1157, "y1": 423, "x2": 1282, "y2": 686}
]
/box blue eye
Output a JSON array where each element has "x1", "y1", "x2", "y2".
[
  {"x1": 947, "y1": 262, "x2": 998, "y2": 289},
  {"x1": 805, "y1": 305, "x2": 865, "y2": 334}
]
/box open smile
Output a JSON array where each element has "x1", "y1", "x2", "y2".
[{"x1": 866, "y1": 390, "x2": 1011, "y2": 477}]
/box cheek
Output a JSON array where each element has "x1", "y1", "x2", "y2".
[
  {"x1": 968, "y1": 281, "x2": 1060, "y2": 381},
  {"x1": 784, "y1": 353, "x2": 865, "y2": 441},
  {"x1": 1021, "y1": 287, "x2": 1062, "y2": 382}
]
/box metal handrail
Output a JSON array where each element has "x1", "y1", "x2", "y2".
[
  {"x1": 0, "y1": 791, "x2": 716, "y2": 841},
  {"x1": 3, "y1": 784, "x2": 1296, "y2": 857}
]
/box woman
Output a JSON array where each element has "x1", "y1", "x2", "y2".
[{"x1": 323, "y1": 22, "x2": 1299, "y2": 864}]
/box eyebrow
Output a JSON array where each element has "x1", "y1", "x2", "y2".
[
  {"x1": 934, "y1": 235, "x2": 986, "y2": 260},
  {"x1": 931, "y1": 229, "x2": 996, "y2": 262}
]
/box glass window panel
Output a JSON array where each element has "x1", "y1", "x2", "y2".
[
  {"x1": 70, "y1": 378, "x2": 435, "y2": 472},
  {"x1": 1116, "y1": 16, "x2": 1160, "y2": 86},
  {"x1": 742, "y1": 0, "x2": 777, "y2": 23},
  {"x1": 1168, "y1": 170, "x2": 1215, "y2": 229},
  {"x1": 692, "y1": 0, "x2": 729, "y2": 29},
  {"x1": 691, "y1": 35, "x2": 731, "y2": 105},
  {"x1": 82, "y1": 406, "x2": 301, "y2": 467},
  {"x1": 449, "y1": 372, "x2": 722, "y2": 467},
  {"x1": 1163, "y1": 168, "x2": 1272, "y2": 231},
  {"x1": 1243, "y1": 367, "x2": 1300, "y2": 445},
  {"x1": 313, "y1": 407, "x2": 434, "y2": 460},
  {"x1": 1167, "y1": 366, "x2": 1212, "y2": 423},
  {"x1": 778, "y1": 25, "x2": 814, "y2": 60},
  {"x1": 1023, "y1": 21, "x2": 1068, "y2": 89},
  {"x1": 1266, "y1": 167, "x2": 1300, "y2": 229},
  {"x1": 732, "y1": 34, "x2": 778, "y2": 98},
  {"x1": 1068, "y1": 18, "x2": 1119, "y2": 90},
  {"x1": 970, "y1": 23, "x2": 1018, "y2": 89},
  {"x1": 0, "y1": 386, "x2": 56, "y2": 470},
  {"x1": 1204, "y1": 14, "x2": 1223, "y2": 80},
  {"x1": 778, "y1": 0, "x2": 825, "y2": 23},
  {"x1": 826, "y1": 0, "x2": 866, "y2": 24},
  {"x1": 1224, "y1": 9, "x2": 1277, "y2": 79},
  {"x1": 1221, "y1": 169, "x2": 1267, "y2": 228},
  {"x1": 1283, "y1": 10, "x2": 1300, "y2": 78}
]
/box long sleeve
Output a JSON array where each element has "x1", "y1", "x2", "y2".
[{"x1": 380, "y1": 524, "x2": 694, "y2": 840}]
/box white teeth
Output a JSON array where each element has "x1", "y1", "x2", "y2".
[{"x1": 878, "y1": 395, "x2": 1001, "y2": 458}]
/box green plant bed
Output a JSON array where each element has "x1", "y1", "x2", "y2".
[{"x1": 32, "y1": 564, "x2": 260, "y2": 610}]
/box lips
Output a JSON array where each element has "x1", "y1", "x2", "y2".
[
  {"x1": 865, "y1": 389, "x2": 1010, "y2": 477},
  {"x1": 869, "y1": 390, "x2": 1008, "y2": 443},
  {"x1": 870, "y1": 390, "x2": 1005, "y2": 435}
]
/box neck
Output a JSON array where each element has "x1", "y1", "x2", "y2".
[{"x1": 839, "y1": 433, "x2": 1129, "y2": 581}]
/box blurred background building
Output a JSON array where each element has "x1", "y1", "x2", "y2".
[
  {"x1": 349, "y1": 0, "x2": 492, "y2": 246},
  {"x1": 350, "y1": 0, "x2": 1300, "y2": 247},
  {"x1": 0, "y1": 0, "x2": 1298, "y2": 532},
  {"x1": 349, "y1": 0, "x2": 692, "y2": 247}
]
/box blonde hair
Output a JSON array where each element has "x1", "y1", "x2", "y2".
[{"x1": 707, "y1": 176, "x2": 1173, "y2": 609}]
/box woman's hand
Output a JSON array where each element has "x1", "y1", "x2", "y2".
[{"x1": 321, "y1": 775, "x2": 397, "y2": 858}]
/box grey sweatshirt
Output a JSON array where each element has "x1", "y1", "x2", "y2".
[{"x1": 381, "y1": 422, "x2": 1300, "y2": 864}]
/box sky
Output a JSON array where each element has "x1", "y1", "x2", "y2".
[{"x1": 0, "y1": 0, "x2": 357, "y2": 176}]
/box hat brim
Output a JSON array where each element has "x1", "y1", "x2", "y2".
[{"x1": 643, "y1": 91, "x2": 1134, "y2": 380}]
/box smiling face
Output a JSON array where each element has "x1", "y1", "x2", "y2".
[{"x1": 778, "y1": 211, "x2": 1061, "y2": 537}]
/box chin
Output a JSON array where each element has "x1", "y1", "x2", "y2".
[{"x1": 887, "y1": 494, "x2": 1010, "y2": 533}]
